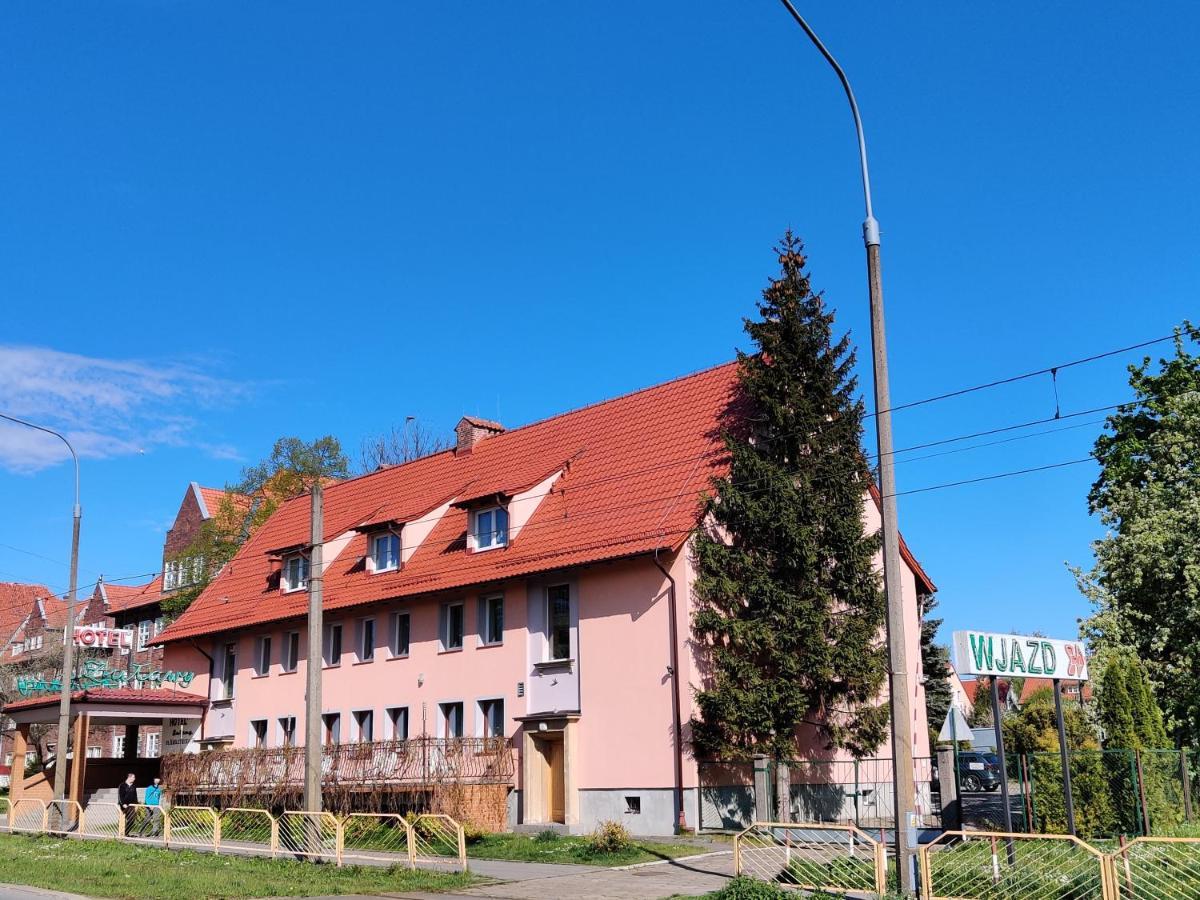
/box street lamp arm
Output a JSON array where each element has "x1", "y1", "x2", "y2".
[
  {"x1": 0, "y1": 412, "x2": 80, "y2": 513},
  {"x1": 776, "y1": 0, "x2": 879, "y2": 246}
]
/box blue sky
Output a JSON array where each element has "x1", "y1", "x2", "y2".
[{"x1": 1, "y1": 2, "x2": 1196, "y2": 658}]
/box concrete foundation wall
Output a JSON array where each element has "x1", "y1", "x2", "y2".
[{"x1": 578, "y1": 788, "x2": 680, "y2": 836}]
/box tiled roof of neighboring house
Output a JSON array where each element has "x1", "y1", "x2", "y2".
[
  {"x1": 960, "y1": 676, "x2": 1090, "y2": 706},
  {"x1": 107, "y1": 576, "x2": 164, "y2": 615},
  {"x1": 2, "y1": 687, "x2": 206, "y2": 714},
  {"x1": 197, "y1": 485, "x2": 253, "y2": 520},
  {"x1": 39, "y1": 594, "x2": 69, "y2": 629},
  {"x1": 159, "y1": 360, "x2": 938, "y2": 645},
  {"x1": 0, "y1": 582, "x2": 53, "y2": 645}
]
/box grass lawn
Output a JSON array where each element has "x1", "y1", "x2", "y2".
[
  {"x1": 0, "y1": 832, "x2": 480, "y2": 899},
  {"x1": 466, "y1": 831, "x2": 712, "y2": 866}
]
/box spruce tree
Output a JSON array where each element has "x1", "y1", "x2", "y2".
[
  {"x1": 691, "y1": 232, "x2": 887, "y2": 760},
  {"x1": 1099, "y1": 658, "x2": 1137, "y2": 750},
  {"x1": 920, "y1": 595, "x2": 953, "y2": 743}
]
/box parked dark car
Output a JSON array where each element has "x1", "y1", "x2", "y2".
[{"x1": 956, "y1": 751, "x2": 1002, "y2": 792}]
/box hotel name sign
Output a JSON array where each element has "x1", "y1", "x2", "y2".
[
  {"x1": 952, "y1": 630, "x2": 1089, "y2": 682},
  {"x1": 16, "y1": 659, "x2": 197, "y2": 698}
]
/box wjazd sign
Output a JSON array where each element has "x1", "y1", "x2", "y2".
[{"x1": 952, "y1": 630, "x2": 1088, "y2": 681}]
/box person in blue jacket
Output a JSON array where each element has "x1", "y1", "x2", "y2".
[{"x1": 140, "y1": 777, "x2": 164, "y2": 836}]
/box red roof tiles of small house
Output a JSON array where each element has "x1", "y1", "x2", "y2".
[
  {"x1": 40, "y1": 594, "x2": 69, "y2": 629},
  {"x1": 158, "y1": 360, "x2": 938, "y2": 645},
  {"x1": 0, "y1": 582, "x2": 53, "y2": 643},
  {"x1": 3, "y1": 687, "x2": 206, "y2": 714},
  {"x1": 1019, "y1": 676, "x2": 1093, "y2": 703}
]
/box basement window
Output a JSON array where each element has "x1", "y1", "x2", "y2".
[{"x1": 625, "y1": 796, "x2": 641, "y2": 815}]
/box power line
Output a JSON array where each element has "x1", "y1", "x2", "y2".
[
  {"x1": 871, "y1": 328, "x2": 1197, "y2": 418},
  {"x1": 886, "y1": 458, "x2": 1095, "y2": 498},
  {"x1": 0, "y1": 542, "x2": 69, "y2": 568}
]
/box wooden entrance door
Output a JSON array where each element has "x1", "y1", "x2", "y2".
[{"x1": 547, "y1": 737, "x2": 565, "y2": 823}]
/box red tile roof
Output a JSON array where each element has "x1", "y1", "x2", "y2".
[
  {"x1": 159, "y1": 361, "x2": 937, "y2": 645},
  {"x1": 107, "y1": 576, "x2": 164, "y2": 615},
  {"x1": 0, "y1": 582, "x2": 53, "y2": 644},
  {"x1": 198, "y1": 486, "x2": 252, "y2": 520},
  {"x1": 3, "y1": 687, "x2": 206, "y2": 714}
]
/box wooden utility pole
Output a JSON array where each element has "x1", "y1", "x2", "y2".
[{"x1": 303, "y1": 482, "x2": 324, "y2": 814}]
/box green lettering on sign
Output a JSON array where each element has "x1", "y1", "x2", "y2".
[
  {"x1": 970, "y1": 634, "x2": 994, "y2": 671},
  {"x1": 1026, "y1": 639, "x2": 1043, "y2": 675}
]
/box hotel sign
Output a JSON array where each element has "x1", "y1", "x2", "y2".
[
  {"x1": 73, "y1": 625, "x2": 133, "y2": 650},
  {"x1": 953, "y1": 630, "x2": 1089, "y2": 682}
]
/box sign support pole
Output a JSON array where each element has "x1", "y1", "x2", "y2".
[
  {"x1": 989, "y1": 677, "x2": 1016, "y2": 864},
  {"x1": 1053, "y1": 678, "x2": 1077, "y2": 836}
]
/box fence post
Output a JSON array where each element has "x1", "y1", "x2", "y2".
[
  {"x1": 270, "y1": 813, "x2": 279, "y2": 859},
  {"x1": 213, "y1": 808, "x2": 221, "y2": 855},
  {"x1": 335, "y1": 817, "x2": 344, "y2": 868},
  {"x1": 1182, "y1": 749, "x2": 1194, "y2": 824},
  {"x1": 1135, "y1": 749, "x2": 1151, "y2": 836},
  {"x1": 752, "y1": 754, "x2": 770, "y2": 823},
  {"x1": 853, "y1": 758, "x2": 861, "y2": 828},
  {"x1": 164, "y1": 808, "x2": 172, "y2": 848}
]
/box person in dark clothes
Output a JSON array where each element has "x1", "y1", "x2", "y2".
[{"x1": 117, "y1": 773, "x2": 138, "y2": 835}]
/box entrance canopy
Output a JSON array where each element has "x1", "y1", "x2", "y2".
[{"x1": 3, "y1": 687, "x2": 206, "y2": 727}]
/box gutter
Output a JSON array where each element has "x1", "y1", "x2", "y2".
[{"x1": 653, "y1": 547, "x2": 687, "y2": 833}]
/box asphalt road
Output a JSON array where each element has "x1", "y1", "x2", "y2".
[
  {"x1": 0, "y1": 886, "x2": 90, "y2": 900},
  {"x1": 961, "y1": 782, "x2": 1028, "y2": 830}
]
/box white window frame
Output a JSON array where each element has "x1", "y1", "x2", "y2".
[
  {"x1": 547, "y1": 584, "x2": 572, "y2": 661},
  {"x1": 480, "y1": 594, "x2": 504, "y2": 646},
  {"x1": 323, "y1": 622, "x2": 343, "y2": 667},
  {"x1": 472, "y1": 506, "x2": 508, "y2": 551},
  {"x1": 389, "y1": 612, "x2": 410, "y2": 658},
  {"x1": 352, "y1": 708, "x2": 374, "y2": 743},
  {"x1": 283, "y1": 554, "x2": 310, "y2": 593},
  {"x1": 358, "y1": 618, "x2": 376, "y2": 663},
  {"x1": 439, "y1": 701, "x2": 464, "y2": 739},
  {"x1": 371, "y1": 532, "x2": 400, "y2": 573},
  {"x1": 254, "y1": 635, "x2": 272, "y2": 677},
  {"x1": 137, "y1": 619, "x2": 152, "y2": 651},
  {"x1": 322, "y1": 712, "x2": 341, "y2": 746},
  {"x1": 113, "y1": 734, "x2": 126, "y2": 757},
  {"x1": 220, "y1": 641, "x2": 237, "y2": 700},
  {"x1": 386, "y1": 706, "x2": 409, "y2": 741},
  {"x1": 282, "y1": 631, "x2": 300, "y2": 673},
  {"x1": 278, "y1": 715, "x2": 298, "y2": 747},
  {"x1": 250, "y1": 719, "x2": 268, "y2": 749},
  {"x1": 478, "y1": 697, "x2": 505, "y2": 738},
  {"x1": 441, "y1": 601, "x2": 465, "y2": 652},
  {"x1": 144, "y1": 732, "x2": 161, "y2": 758}
]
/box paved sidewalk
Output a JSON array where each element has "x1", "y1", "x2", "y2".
[{"x1": 395, "y1": 851, "x2": 736, "y2": 900}]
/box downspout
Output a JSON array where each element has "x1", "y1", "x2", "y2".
[{"x1": 653, "y1": 547, "x2": 687, "y2": 833}]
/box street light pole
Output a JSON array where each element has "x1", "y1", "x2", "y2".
[
  {"x1": 775, "y1": 4, "x2": 918, "y2": 892},
  {"x1": 0, "y1": 413, "x2": 82, "y2": 803}
]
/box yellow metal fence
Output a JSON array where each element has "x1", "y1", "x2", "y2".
[
  {"x1": 1, "y1": 800, "x2": 466, "y2": 871},
  {"x1": 734, "y1": 821, "x2": 888, "y2": 896}
]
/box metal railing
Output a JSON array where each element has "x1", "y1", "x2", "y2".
[
  {"x1": 735, "y1": 821, "x2": 888, "y2": 896},
  {"x1": 920, "y1": 830, "x2": 1109, "y2": 900},
  {"x1": 0, "y1": 799, "x2": 466, "y2": 870}
]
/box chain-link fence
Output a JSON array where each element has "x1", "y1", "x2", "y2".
[
  {"x1": 0, "y1": 801, "x2": 465, "y2": 870},
  {"x1": 735, "y1": 821, "x2": 887, "y2": 896}
]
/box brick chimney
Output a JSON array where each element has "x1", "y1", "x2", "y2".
[{"x1": 455, "y1": 416, "x2": 505, "y2": 454}]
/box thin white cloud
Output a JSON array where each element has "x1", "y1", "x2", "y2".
[{"x1": 0, "y1": 346, "x2": 246, "y2": 473}]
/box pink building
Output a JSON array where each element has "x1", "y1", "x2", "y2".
[{"x1": 156, "y1": 361, "x2": 935, "y2": 834}]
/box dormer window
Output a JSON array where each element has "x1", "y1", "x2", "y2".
[
  {"x1": 473, "y1": 507, "x2": 509, "y2": 551},
  {"x1": 371, "y1": 532, "x2": 400, "y2": 573},
  {"x1": 283, "y1": 554, "x2": 310, "y2": 592}
]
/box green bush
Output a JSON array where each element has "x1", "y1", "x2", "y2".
[
  {"x1": 709, "y1": 875, "x2": 787, "y2": 900},
  {"x1": 461, "y1": 823, "x2": 487, "y2": 845},
  {"x1": 533, "y1": 828, "x2": 559, "y2": 843},
  {"x1": 586, "y1": 820, "x2": 632, "y2": 854}
]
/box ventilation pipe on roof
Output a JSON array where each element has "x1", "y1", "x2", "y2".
[{"x1": 455, "y1": 416, "x2": 504, "y2": 454}]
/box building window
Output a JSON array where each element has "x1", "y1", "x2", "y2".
[
  {"x1": 144, "y1": 732, "x2": 161, "y2": 758},
  {"x1": 113, "y1": 734, "x2": 125, "y2": 757},
  {"x1": 625, "y1": 796, "x2": 641, "y2": 815},
  {"x1": 220, "y1": 641, "x2": 237, "y2": 700},
  {"x1": 86, "y1": 746, "x2": 101, "y2": 759},
  {"x1": 479, "y1": 698, "x2": 505, "y2": 738},
  {"x1": 137, "y1": 619, "x2": 152, "y2": 651},
  {"x1": 386, "y1": 706, "x2": 409, "y2": 740},
  {"x1": 548, "y1": 584, "x2": 571, "y2": 660},
  {"x1": 322, "y1": 713, "x2": 341, "y2": 746},
  {"x1": 473, "y1": 507, "x2": 508, "y2": 551},
  {"x1": 283, "y1": 554, "x2": 310, "y2": 592},
  {"x1": 250, "y1": 719, "x2": 268, "y2": 748},
  {"x1": 389, "y1": 612, "x2": 410, "y2": 658},
  {"x1": 442, "y1": 602, "x2": 464, "y2": 651},
  {"x1": 480, "y1": 594, "x2": 504, "y2": 645},
  {"x1": 323, "y1": 622, "x2": 342, "y2": 667},
  {"x1": 282, "y1": 631, "x2": 300, "y2": 673},
  {"x1": 279, "y1": 716, "x2": 297, "y2": 747},
  {"x1": 254, "y1": 635, "x2": 272, "y2": 676},
  {"x1": 372, "y1": 533, "x2": 399, "y2": 572},
  {"x1": 353, "y1": 709, "x2": 374, "y2": 743},
  {"x1": 439, "y1": 702, "x2": 464, "y2": 739},
  {"x1": 358, "y1": 618, "x2": 375, "y2": 663}
]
